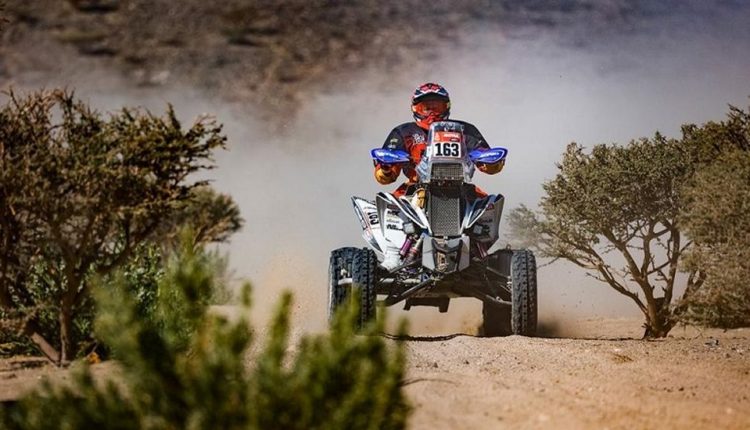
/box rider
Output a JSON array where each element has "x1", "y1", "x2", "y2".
[{"x1": 374, "y1": 82, "x2": 503, "y2": 197}]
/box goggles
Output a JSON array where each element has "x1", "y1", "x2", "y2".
[{"x1": 412, "y1": 99, "x2": 450, "y2": 117}]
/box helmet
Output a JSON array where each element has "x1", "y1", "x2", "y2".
[{"x1": 411, "y1": 82, "x2": 450, "y2": 129}]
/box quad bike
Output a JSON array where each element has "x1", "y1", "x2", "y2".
[{"x1": 328, "y1": 121, "x2": 537, "y2": 336}]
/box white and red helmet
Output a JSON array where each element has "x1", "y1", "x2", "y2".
[{"x1": 411, "y1": 83, "x2": 451, "y2": 129}]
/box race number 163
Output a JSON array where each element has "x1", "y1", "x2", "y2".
[{"x1": 434, "y1": 142, "x2": 461, "y2": 157}]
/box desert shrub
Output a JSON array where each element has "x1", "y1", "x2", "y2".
[
  {"x1": 0, "y1": 312, "x2": 35, "y2": 356},
  {"x1": 0, "y1": 236, "x2": 233, "y2": 359},
  {"x1": 1, "y1": 243, "x2": 410, "y2": 430},
  {"x1": 679, "y1": 150, "x2": 750, "y2": 327},
  {"x1": 509, "y1": 137, "x2": 696, "y2": 338},
  {"x1": 1, "y1": 243, "x2": 162, "y2": 359},
  {"x1": 0, "y1": 89, "x2": 242, "y2": 363},
  {"x1": 674, "y1": 104, "x2": 750, "y2": 327},
  {"x1": 510, "y1": 103, "x2": 750, "y2": 335},
  {"x1": 0, "y1": 3, "x2": 6, "y2": 32}
]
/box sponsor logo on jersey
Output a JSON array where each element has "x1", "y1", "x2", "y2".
[{"x1": 436, "y1": 131, "x2": 462, "y2": 142}]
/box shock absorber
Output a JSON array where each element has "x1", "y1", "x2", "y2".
[
  {"x1": 399, "y1": 235, "x2": 414, "y2": 257},
  {"x1": 405, "y1": 233, "x2": 425, "y2": 263},
  {"x1": 474, "y1": 240, "x2": 488, "y2": 259}
]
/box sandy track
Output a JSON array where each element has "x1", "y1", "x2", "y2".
[
  {"x1": 400, "y1": 320, "x2": 750, "y2": 430},
  {"x1": 2, "y1": 319, "x2": 749, "y2": 429}
]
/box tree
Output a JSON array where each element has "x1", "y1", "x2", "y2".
[
  {"x1": 154, "y1": 185, "x2": 244, "y2": 250},
  {"x1": 679, "y1": 104, "x2": 750, "y2": 165},
  {"x1": 0, "y1": 89, "x2": 240, "y2": 364},
  {"x1": 509, "y1": 136, "x2": 701, "y2": 338},
  {"x1": 0, "y1": 2, "x2": 6, "y2": 32},
  {"x1": 678, "y1": 105, "x2": 750, "y2": 327},
  {"x1": 2, "y1": 241, "x2": 411, "y2": 430}
]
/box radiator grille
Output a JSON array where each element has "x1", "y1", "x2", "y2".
[
  {"x1": 429, "y1": 192, "x2": 461, "y2": 236},
  {"x1": 431, "y1": 163, "x2": 463, "y2": 181}
]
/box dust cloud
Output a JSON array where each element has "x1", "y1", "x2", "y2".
[
  {"x1": 216, "y1": 6, "x2": 750, "y2": 335},
  {"x1": 15, "y1": 4, "x2": 750, "y2": 335}
]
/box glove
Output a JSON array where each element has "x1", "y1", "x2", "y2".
[
  {"x1": 374, "y1": 163, "x2": 400, "y2": 184},
  {"x1": 477, "y1": 159, "x2": 505, "y2": 175}
]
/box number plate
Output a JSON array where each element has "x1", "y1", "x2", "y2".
[
  {"x1": 432, "y1": 141, "x2": 462, "y2": 158},
  {"x1": 432, "y1": 131, "x2": 463, "y2": 158}
]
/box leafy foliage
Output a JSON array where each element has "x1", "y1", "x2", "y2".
[
  {"x1": 154, "y1": 185, "x2": 244, "y2": 250},
  {"x1": 678, "y1": 105, "x2": 750, "y2": 328},
  {"x1": 0, "y1": 89, "x2": 241, "y2": 363},
  {"x1": 509, "y1": 137, "x2": 698, "y2": 337},
  {"x1": 679, "y1": 105, "x2": 750, "y2": 166},
  {"x1": 0, "y1": 2, "x2": 6, "y2": 33},
  {"x1": 511, "y1": 103, "x2": 750, "y2": 334},
  {"x1": 1, "y1": 244, "x2": 411, "y2": 430},
  {"x1": 1, "y1": 243, "x2": 162, "y2": 359}
]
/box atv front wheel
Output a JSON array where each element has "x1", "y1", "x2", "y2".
[
  {"x1": 511, "y1": 249, "x2": 538, "y2": 336},
  {"x1": 327, "y1": 247, "x2": 377, "y2": 328},
  {"x1": 351, "y1": 248, "x2": 377, "y2": 327},
  {"x1": 481, "y1": 250, "x2": 513, "y2": 336},
  {"x1": 481, "y1": 302, "x2": 511, "y2": 337},
  {"x1": 328, "y1": 247, "x2": 358, "y2": 321}
]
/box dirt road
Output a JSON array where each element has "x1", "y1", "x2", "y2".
[
  {"x1": 2, "y1": 318, "x2": 749, "y2": 429},
  {"x1": 400, "y1": 319, "x2": 750, "y2": 430}
]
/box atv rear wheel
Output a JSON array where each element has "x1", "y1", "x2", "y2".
[
  {"x1": 511, "y1": 249, "x2": 538, "y2": 336},
  {"x1": 327, "y1": 247, "x2": 377, "y2": 328}
]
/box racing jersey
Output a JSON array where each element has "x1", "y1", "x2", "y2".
[{"x1": 379, "y1": 120, "x2": 491, "y2": 181}]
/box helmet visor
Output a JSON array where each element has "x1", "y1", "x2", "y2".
[{"x1": 412, "y1": 99, "x2": 450, "y2": 118}]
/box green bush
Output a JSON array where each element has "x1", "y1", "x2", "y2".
[
  {"x1": 508, "y1": 137, "x2": 693, "y2": 338},
  {"x1": 0, "y1": 243, "x2": 163, "y2": 359},
  {"x1": 509, "y1": 103, "x2": 750, "y2": 334},
  {"x1": 1, "y1": 244, "x2": 410, "y2": 430},
  {"x1": 0, "y1": 89, "x2": 241, "y2": 363},
  {"x1": 680, "y1": 150, "x2": 750, "y2": 328}
]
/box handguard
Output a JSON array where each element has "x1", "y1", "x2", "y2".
[
  {"x1": 371, "y1": 148, "x2": 410, "y2": 165},
  {"x1": 372, "y1": 148, "x2": 411, "y2": 184},
  {"x1": 468, "y1": 147, "x2": 507, "y2": 165}
]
